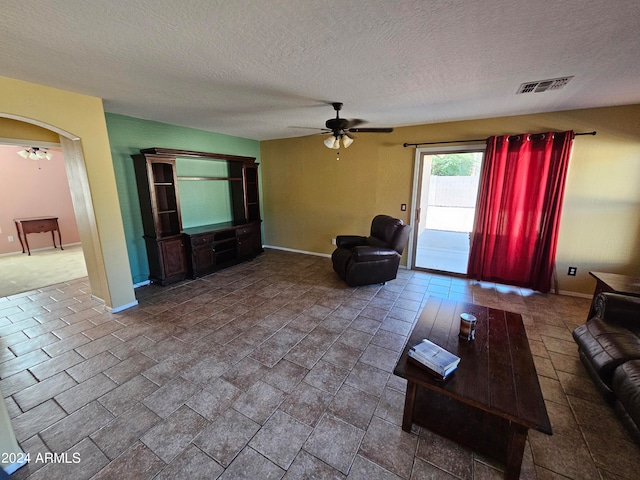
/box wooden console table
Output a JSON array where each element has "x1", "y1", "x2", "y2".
[
  {"x1": 394, "y1": 297, "x2": 551, "y2": 479},
  {"x1": 13, "y1": 217, "x2": 63, "y2": 256}
]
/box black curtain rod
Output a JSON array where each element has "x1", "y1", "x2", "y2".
[{"x1": 402, "y1": 131, "x2": 597, "y2": 148}]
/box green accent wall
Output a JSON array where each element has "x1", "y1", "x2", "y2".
[
  {"x1": 105, "y1": 112, "x2": 260, "y2": 284},
  {"x1": 177, "y1": 158, "x2": 234, "y2": 229}
]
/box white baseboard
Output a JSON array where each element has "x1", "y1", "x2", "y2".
[
  {"x1": 133, "y1": 280, "x2": 151, "y2": 289},
  {"x1": 0, "y1": 250, "x2": 24, "y2": 258},
  {"x1": 90, "y1": 294, "x2": 104, "y2": 304},
  {"x1": 263, "y1": 245, "x2": 331, "y2": 258},
  {"x1": 109, "y1": 300, "x2": 139, "y2": 313},
  {"x1": 92, "y1": 288, "x2": 139, "y2": 313},
  {"x1": 556, "y1": 289, "x2": 592, "y2": 299},
  {"x1": 0, "y1": 242, "x2": 82, "y2": 258}
]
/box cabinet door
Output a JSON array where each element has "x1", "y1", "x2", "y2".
[
  {"x1": 159, "y1": 237, "x2": 187, "y2": 280},
  {"x1": 191, "y1": 244, "x2": 216, "y2": 277},
  {"x1": 250, "y1": 226, "x2": 263, "y2": 254},
  {"x1": 237, "y1": 234, "x2": 253, "y2": 257}
]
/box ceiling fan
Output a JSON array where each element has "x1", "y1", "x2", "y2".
[{"x1": 300, "y1": 102, "x2": 394, "y2": 149}]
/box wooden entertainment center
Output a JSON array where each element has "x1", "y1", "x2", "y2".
[{"x1": 132, "y1": 148, "x2": 262, "y2": 285}]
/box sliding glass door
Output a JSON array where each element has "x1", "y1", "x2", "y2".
[{"x1": 411, "y1": 148, "x2": 484, "y2": 274}]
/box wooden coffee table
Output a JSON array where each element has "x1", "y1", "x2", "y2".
[{"x1": 394, "y1": 297, "x2": 551, "y2": 479}]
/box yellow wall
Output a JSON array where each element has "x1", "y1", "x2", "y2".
[
  {"x1": 0, "y1": 76, "x2": 135, "y2": 310},
  {"x1": 0, "y1": 117, "x2": 60, "y2": 142},
  {"x1": 261, "y1": 104, "x2": 640, "y2": 295}
]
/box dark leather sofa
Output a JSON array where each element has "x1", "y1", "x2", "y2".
[
  {"x1": 331, "y1": 215, "x2": 411, "y2": 287},
  {"x1": 572, "y1": 292, "x2": 640, "y2": 444}
]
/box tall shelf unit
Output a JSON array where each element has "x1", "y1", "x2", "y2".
[{"x1": 132, "y1": 148, "x2": 262, "y2": 284}]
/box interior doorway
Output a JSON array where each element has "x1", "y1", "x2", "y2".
[
  {"x1": 0, "y1": 142, "x2": 87, "y2": 297},
  {"x1": 410, "y1": 146, "x2": 484, "y2": 274}
]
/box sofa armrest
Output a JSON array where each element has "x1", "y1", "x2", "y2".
[
  {"x1": 596, "y1": 293, "x2": 640, "y2": 332},
  {"x1": 336, "y1": 235, "x2": 368, "y2": 249},
  {"x1": 352, "y1": 246, "x2": 399, "y2": 262}
]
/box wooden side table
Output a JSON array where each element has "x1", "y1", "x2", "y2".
[
  {"x1": 587, "y1": 272, "x2": 640, "y2": 320},
  {"x1": 13, "y1": 217, "x2": 63, "y2": 256}
]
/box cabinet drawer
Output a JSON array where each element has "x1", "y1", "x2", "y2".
[
  {"x1": 190, "y1": 233, "x2": 215, "y2": 246},
  {"x1": 36, "y1": 222, "x2": 52, "y2": 230},
  {"x1": 235, "y1": 225, "x2": 253, "y2": 236},
  {"x1": 22, "y1": 219, "x2": 57, "y2": 234}
]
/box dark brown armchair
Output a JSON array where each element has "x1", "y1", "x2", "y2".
[{"x1": 331, "y1": 215, "x2": 411, "y2": 287}]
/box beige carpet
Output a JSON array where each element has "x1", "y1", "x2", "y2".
[{"x1": 0, "y1": 244, "x2": 87, "y2": 298}]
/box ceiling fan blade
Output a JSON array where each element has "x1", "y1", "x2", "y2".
[
  {"x1": 288, "y1": 126, "x2": 330, "y2": 131},
  {"x1": 347, "y1": 127, "x2": 394, "y2": 133},
  {"x1": 345, "y1": 118, "x2": 366, "y2": 129},
  {"x1": 301, "y1": 103, "x2": 395, "y2": 138}
]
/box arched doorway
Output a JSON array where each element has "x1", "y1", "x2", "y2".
[{"x1": 0, "y1": 113, "x2": 128, "y2": 310}]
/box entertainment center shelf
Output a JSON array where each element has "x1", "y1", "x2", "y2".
[
  {"x1": 132, "y1": 147, "x2": 262, "y2": 285},
  {"x1": 177, "y1": 176, "x2": 243, "y2": 181}
]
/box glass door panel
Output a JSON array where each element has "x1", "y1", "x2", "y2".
[{"x1": 414, "y1": 151, "x2": 483, "y2": 274}]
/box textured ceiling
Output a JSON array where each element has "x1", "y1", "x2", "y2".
[{"x1": 2, "y1": 0, "x2": 639, "y2": 141}]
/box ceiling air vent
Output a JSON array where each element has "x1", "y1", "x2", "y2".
[{"x1": 516, "y1": 76, "x2": 574, "y2": 94}]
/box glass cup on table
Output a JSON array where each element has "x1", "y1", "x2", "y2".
[{"x1": 459, "y1": 313, "x2": 477, "y2": 341}]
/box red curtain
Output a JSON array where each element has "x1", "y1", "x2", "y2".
[{"x1": 467, "y1": 131, "x2": 574, "y2": 292}]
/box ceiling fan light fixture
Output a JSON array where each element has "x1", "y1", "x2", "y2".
[
  {"x1": 324, "y1": 136, "x2": 337, "y2": 148},
  {"x1": 17, "y1": 149, "x2": 29, "y2": 158},
  {"x1": 316, "y1": 103, "x2": 392, "y2": 150},
  {"x1": 323, "y1": 135, "x2": 341, "y2": 149}
]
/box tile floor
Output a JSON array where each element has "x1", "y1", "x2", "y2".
[{"x1": 1, "y1": 249, "x2": 639, "y2": 479}]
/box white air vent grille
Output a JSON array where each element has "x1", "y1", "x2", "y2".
[{"x1": 516, "y1": 76, "x2": 574, "y2": 94}]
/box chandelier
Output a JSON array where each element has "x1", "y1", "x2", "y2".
[{"x1": 17, "y1": 147, "x2": 53, "y2": 161}]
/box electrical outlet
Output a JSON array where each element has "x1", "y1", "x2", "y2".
[
  {"x1": 331, "y1": 238, "x2": 336, "y2": 245},
  {"x1": 8, "y1": 235, "x2": 14, "y2": 242},
  {"x1": 567, "y1": 266, "x2": 577, "y2": 276},
  {"x1": 401, "y1": 204, "x2": 407, "y2": 211}
]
